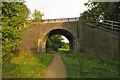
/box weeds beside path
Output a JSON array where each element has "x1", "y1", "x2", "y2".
[
  {"x1": 61, "y1": 52, "x2": 119, "y2": 78},
  {"x1": 3, "y1": 53, "x2": 53, "y2": 78}
]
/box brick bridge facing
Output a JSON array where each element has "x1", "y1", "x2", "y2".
[
  {"x1": 21, "y1": 18, "x2": 79, "y2": 53},
  {"x1": 21, "y1": 17, "x2": 119, "y2": 59}
]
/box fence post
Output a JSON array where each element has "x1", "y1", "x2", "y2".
[
  {"x1": 68, "y1": 18, "x2": 69, "y2": 21},
  {"x1": 103, "y1": 20, "x2": 104, "y2": 27},
  {"x1": 54, "y1": 19, "x2": 56, "y2": 22},
  {"x1": 96, "y1": 19, "x2": 98, "y2": 25},
  {"x1": 75, "y1": 18, "x2": 76, "y2": 20},
  {"x1": 111, "y1": 21, "x2": 114, "y2": 30}
]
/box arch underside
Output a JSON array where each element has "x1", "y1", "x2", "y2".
[{"x1": 42, "y1": 29, "x2": 77, "y2": 53}]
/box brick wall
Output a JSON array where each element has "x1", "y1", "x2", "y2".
[{"x1": 79, "y1": 21, "x2": 119, "y2": 59}]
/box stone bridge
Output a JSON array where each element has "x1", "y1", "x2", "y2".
[{"x1": 21, "y1": 17, "x2": 79, "y2": 53}]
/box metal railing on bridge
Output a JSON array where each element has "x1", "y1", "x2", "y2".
[
  {"x1": 84, "y1": 17, "x2": 120, "y2": 31},
  {"x1": 42, "y1": 17, "x2": 79, "y2": 23}
]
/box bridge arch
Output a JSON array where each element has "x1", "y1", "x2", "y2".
[
  {"x1": 21, "y1": 19, "x2": 79, "y2": 53},
  {"x1": 41, "y1": 29, "x2": 77, "y2": 52}
]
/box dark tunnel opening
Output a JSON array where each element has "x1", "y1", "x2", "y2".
[
  {"x1": 45, "y1": 29, "x2": 75, "y2": 52},
  {"x1": 46, "y1": 34, "x2": 70, "y2": 52}
]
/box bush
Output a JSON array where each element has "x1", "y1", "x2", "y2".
[{"x1": 2, "y1": 2, "x2": 29, "y2": 62}]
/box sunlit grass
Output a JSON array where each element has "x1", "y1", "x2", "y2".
[
  {"x1": 61, "y1": 52, "x2": 119, "y2": 78},
  {"x1": 2, "y1": 53, "x2": 53, "y2": 78},
  {"x1": 58, "y1": 48, "x2": 69, "y2": 53}
]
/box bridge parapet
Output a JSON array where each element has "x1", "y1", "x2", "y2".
[{"x1": 42, "y1": 17, "x2": 79, "y2": 23}]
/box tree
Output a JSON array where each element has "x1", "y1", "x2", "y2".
[
  {"x1": 46, "y1": 35, "x2": 64, "y2": 51},
  {"x1": 32, "y1": 9, "x2": 44, "y2": 20},
  {"x1": 62, "y1": 42, "x2": 70, "y2": 49},
  {"x1": 2, "y1": 2, "x2": 29, "y2": 62},
  {"x1": 82, "y1": 1, "x2": 120, "y2": 21}
]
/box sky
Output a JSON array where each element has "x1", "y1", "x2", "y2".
[
  {"x1": 25, "y1": 0, "x2": 88, "y2": 19},
  {"x1": 25, "y1": 0, "x2": 88, "y2": 43}
]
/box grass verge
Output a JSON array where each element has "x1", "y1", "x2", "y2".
[
  {"x1": 61, "y1": 52, "x2": 119, "y2": 78},
  {"x1": 2, "y1": 52, "x2": 53, "y2": 78},
  {"x1": 58, "y1": 48, "x2": 69, "y2": 53}
]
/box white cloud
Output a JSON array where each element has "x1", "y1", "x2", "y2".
[{"x1": 25, "y1": 0, "x2": 88, "y2": 19}]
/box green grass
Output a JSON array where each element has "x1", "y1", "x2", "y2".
[
  {"x1": 2, "y1": 53, "x2": 53, "y2": 78},
  {"x1": 58, "y1": 48, "x2": 69, "y2": 53},
  {"x1": 61, "y1": 52, "x2": 119, "y2": 78}
]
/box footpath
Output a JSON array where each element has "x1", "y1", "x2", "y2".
[{"x1": 45, "y1": 53, "x2": 67, "y2": 78}]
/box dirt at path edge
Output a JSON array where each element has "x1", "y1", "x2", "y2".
[{"x1": 45, "y1": 53, "x2": 67, "y2": 78}]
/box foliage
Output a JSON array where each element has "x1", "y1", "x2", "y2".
[
  {"x1": 2, "y1": 2, "x2": 29, "y2": 62},
  {"x1": 46, "y1": 35, "x2": 64, "y2": 51},
  {"x1": 61, "y1": 52, "x2": 119, "y2": 78},
  {"x1": 82, "y1": 1, "x2": 120, "y2": 21},
  {"x1": 2, "y1": 53, "x2": 53, "y2": 78},
  {"x1": 0, "y1": 27, "x2": 1, "y2": 63},
  {"x1": 61, "y1": 42, "x2": 69, "y2": 49},
  {"x1": 32, "y1": 9, "x2": 44, "y2": 20}
]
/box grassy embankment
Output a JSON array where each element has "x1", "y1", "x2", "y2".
[
  {"x1": 3, "y1": 52, "x2": 53, "y2": 78},
  {"x1": 61, "y1": 52, "x2": 119, "y2": 78}
]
